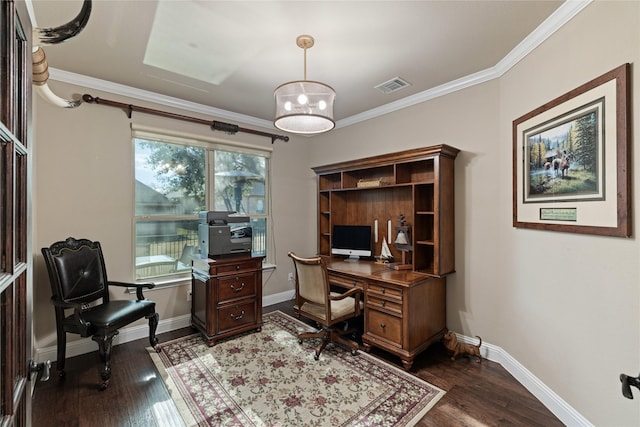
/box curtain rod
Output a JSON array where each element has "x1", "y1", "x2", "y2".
[{"x1": 81, "y1": 94, "x2": 289, "y2": 144}]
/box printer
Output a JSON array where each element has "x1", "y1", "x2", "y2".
[{"x1": 198, "y1": 211, "x2": 252, "y2": 258}]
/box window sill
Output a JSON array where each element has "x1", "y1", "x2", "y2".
[
  {"x1": 128, "y1": 263, "x2": 276, "y2": 293},
  {"x1": 127, "y1": 274, "x2": 191, "y2": 293}
]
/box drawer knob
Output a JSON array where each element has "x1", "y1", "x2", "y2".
[
  {"x1": 381, "y1": 288, "x2": 385, "y2": 294},
  {"x1": 381, "y1": 301, "x2": 386, "y2": 307},
  {"x1": 230, "y1": 310, "x2": 245, "y2": 320},
  {"x1": 380, "y1": 323, "x2": 386, "y2": 329},
  {"x1": 230, "y1": 282, "x2": 245, "y2": 292},
  {"x1": 235, "y1": 265, "x2": 241, "y2": 270}
]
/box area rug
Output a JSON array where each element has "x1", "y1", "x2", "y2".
[{"x1": 148, "y1": 310, "x2": 445, "y2": 426}]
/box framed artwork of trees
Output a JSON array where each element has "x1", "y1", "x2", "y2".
[{"x1": 512, "y1": 64, "x2": 630, "y2": 237}]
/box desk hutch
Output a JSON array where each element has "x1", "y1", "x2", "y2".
[{"x1": 312, "y1": 145, "x2": 459, "y2": 369}]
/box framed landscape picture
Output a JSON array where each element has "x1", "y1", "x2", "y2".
[{"x1": 512, "y1": 64, "x2": 630, "y2": 237}]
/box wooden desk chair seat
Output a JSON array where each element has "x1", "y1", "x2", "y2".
[{"x1": 288, "y1": 252, "x2": 362, "y2": 360}]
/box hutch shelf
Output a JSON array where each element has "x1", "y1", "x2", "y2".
[{"x1": 312, "y1": 144, "x2": 459, "y2": 276}]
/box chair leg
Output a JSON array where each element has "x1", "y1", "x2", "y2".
[
  {"x1": 147, "y1": 312, "x2": 160, "y2": 352},
  {"x1": 330, "y1": 329, "x2": 360, "y2": 355},
  {"x1": 298, "y1": 330, "x2": 330, "y2": 360},
  {"x1": 310, "y1": 327, "x2": 360, "y2": 359},
  {"x1": 92, "y1": 331, "x2": 118, "y2": 391},
  {"x1": 55, "y1": 329, "x2": 67, "y2": 378},
  {"x1": 298, "y1": 324, "x2": 360, "y2": 360},
  {"x1": 298, "y1": 330, "x2": 326, "y2": 343},
  {"x1": 314, "y1": 335, "x2": 331, "y2": 360}
]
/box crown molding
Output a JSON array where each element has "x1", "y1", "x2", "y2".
[
  {"x1": 48, "y1": 68, "x2": 276, "y2": 131},
  {"x1": 494, "y1": 0, "x2": 592, "y2": 77},
  {"x1": 47, "y1": 0, "x2": 592, "y2": 131},
  {"x1": 336, "y1": 0, "x2": 592, "y2": 128},
  {"x1": 336, "y1": 67, "x2": 497, "y2": 128}
]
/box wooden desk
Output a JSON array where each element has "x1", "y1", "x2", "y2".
[{"x1": 326, "y1": 259, "x2": 446, "y2": 370}]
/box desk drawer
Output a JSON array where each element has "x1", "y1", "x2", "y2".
[
  {"x1": 367, "y1": 309, "x2": 401, "y2": 346},
  {"x1": 218, "y1": 273, "x2": 257, "y2": 302},
  {"x1": 367, "y1": 295, "x2": 402, "y2": 315},
  {"x1": 217, "y1": 300, "x2": 257, "y2": 333},
  {"x1": 212, "y1": 259, "x2": 260, "y2": 275},
  {"x1": 329, "y1": 273, "x2": 364, "y2": 289},
  {"x1": 367, "y1": 283, "x2": 402, "y2": 301}
]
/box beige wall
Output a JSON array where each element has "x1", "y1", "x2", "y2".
[
  {"x1": 33, "y1": 85, "x2": 316, "y2": 346},
  {"x1": 498, "y1": 2, "x2": 639, "y2": 424},
  {"x1": 32, "y1": 1, "x2": 639, "y2": 425},
  {"x1": 307, "y1": 2, "x2": 639, "y2": 425}
]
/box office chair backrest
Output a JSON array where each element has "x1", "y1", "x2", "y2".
[
  {"x1": 288, "y1": 253, "x2": 327, "y2": 305},
  {"x1": 42, "y1": 237, "x2": 109, "y2": 305}
]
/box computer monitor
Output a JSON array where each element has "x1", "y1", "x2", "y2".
[{"x1": 331, "y1": 225, "x2": 372, "y2": 261}]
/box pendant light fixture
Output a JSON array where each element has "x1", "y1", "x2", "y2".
[{"x1": 274, "y1": 35, "x2": 335, "y2": 134}]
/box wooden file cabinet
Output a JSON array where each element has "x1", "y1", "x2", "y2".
[{"x1": 191, "y1": 256, "x2": 264, "y2": 346}]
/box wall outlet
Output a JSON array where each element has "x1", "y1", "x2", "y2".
[{"x1": 288, "y1": 272, "x2": 294, "y2": 282}]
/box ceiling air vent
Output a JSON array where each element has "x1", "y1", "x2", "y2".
[{"x1": 375, "y1": 77, "x2": 411, "y2": 94}]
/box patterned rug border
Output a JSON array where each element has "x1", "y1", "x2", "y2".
[{"x1": 148, "y1": 310, "x2": 445, "y2": 426}]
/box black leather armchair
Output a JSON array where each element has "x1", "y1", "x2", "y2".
[{"x1": 42, "y1": 237, "x2": 160, "y2": 390}]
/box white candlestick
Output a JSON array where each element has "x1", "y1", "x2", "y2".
[
  {"x1": 388, "y1": 220, "x2": 392, "y2": 241},
  {"x1": 374, "y1": 219, "x2": 378, "y2": 243}
]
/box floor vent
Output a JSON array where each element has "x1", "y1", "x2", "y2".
[{"x1": 375, "y1": 77, "x2": 411, "y2": 94}]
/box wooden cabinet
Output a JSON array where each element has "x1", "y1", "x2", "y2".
[
  {"x1": 327, "y1": 260, "x2": 445, "y2": 370},
  {"x1": 363, "y1": 273, "x2": 446, "y2": 369},
  {"x1": 191, "y1": 256, "x2": 264, "y2": 346},
  {"x1": 316, "y1": 146, "x2": 458, "y2": 368},
  {"x1": 312, "y1": 145, "x2": 459, "y2": 276}
]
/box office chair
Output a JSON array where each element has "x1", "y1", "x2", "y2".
[
  {"x1": 288, "y1": 252, "x2": 362, "y2": 360},
  {"x1": 42, "y1": 237, "x2": 160, "y2": 391}
]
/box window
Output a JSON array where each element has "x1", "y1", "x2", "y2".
[{"x1": 134, "y1": 130, "x2": 271, "y2": 281}]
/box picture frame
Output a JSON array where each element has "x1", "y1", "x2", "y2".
[{"x1": 512, "y1": 64, "x2": 630, "y2": 237}]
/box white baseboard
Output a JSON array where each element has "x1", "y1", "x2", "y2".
[
  {"x1": 263, "y1": 289, "x2": 295, "y2": 307},
  {"x1": 35, "y1": 314, "x2": 192, "y2": 363},
  {"x1": 455, "y1": 333, "x2": 593, "y2": 427},
  {"x1": 35, "y1": 289, "x2": 296, "y2": 364}
]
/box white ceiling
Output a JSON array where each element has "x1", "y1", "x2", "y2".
[{"x1": 29, "y1": 1, "x2": 587, "y2": 131}]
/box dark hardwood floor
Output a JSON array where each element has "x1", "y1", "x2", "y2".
[{"x1": 32, "y1": 301, "x2": 564, "y2": 426}]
